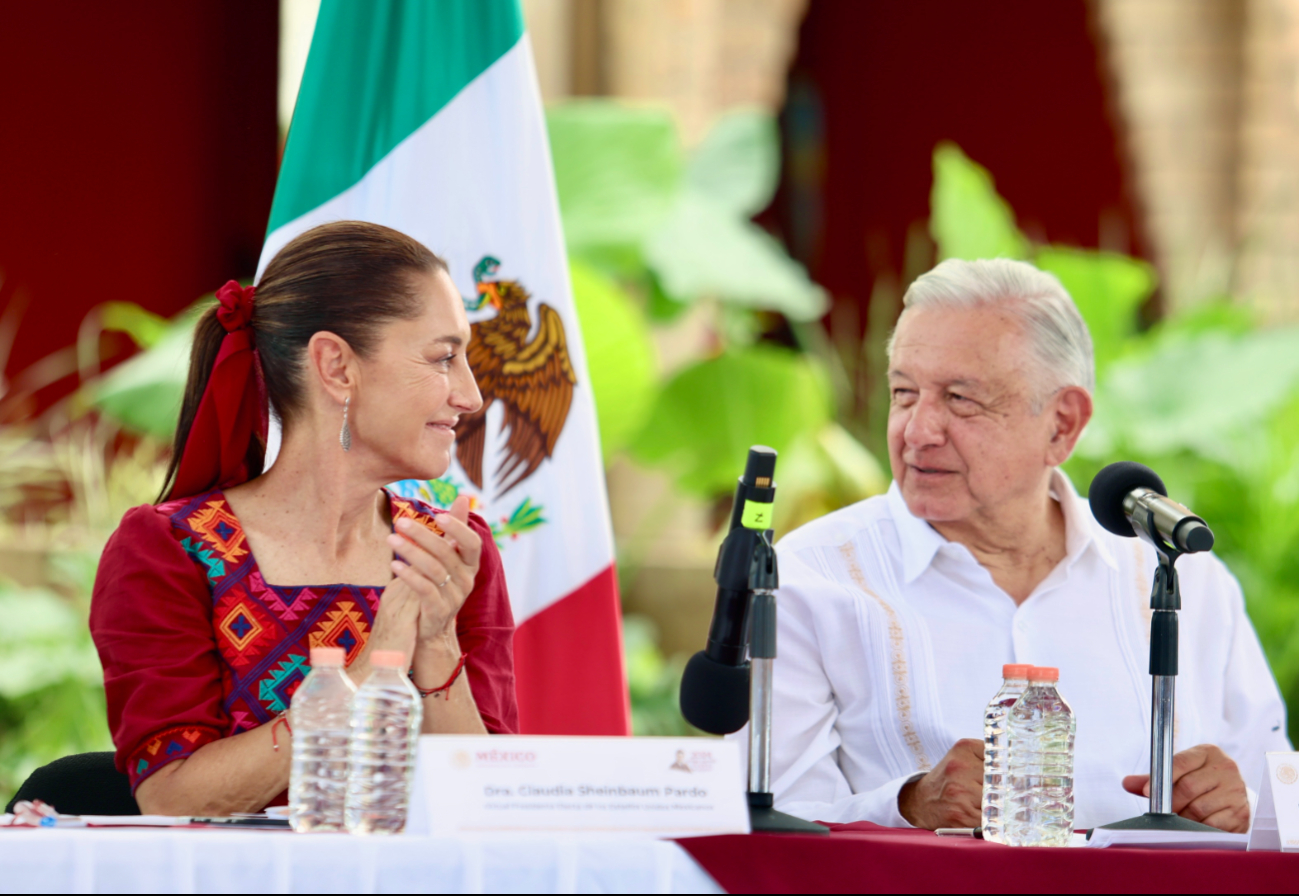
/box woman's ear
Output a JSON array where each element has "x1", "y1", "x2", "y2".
[{"x1": 306, "y1": 331, "x2": 357, "y2": 403}]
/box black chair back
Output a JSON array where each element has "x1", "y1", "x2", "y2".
[{"x1": 5, "y1": 752, "x2": 138, "y2": 816}]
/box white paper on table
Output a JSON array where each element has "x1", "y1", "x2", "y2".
[
  {"x1": 82, "y1": 815, "x2": 192, "y2": 827},
  {"x1": 1, "y1": 814, "x2": 191, "y2": 829},
  {"x1": 1248, "y1": 751, "x2": 1299, "y2": 852},
  {"x1": 1087, "y1": 827, "x2": 1247, "y2": 850}
]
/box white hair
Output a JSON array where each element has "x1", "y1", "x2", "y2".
[{"x1": 886, "y1": 258, "x2": 1095, "y2": 406}]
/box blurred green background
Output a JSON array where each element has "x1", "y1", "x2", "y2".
[{"x1": 2, "y1": 102, "x2": 1298, "y2": 795}]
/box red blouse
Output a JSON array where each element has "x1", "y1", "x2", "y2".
[{"x1": 89, "y1": 489, "x2": 518, "y2": 793}]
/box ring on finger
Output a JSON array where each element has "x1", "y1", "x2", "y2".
[{"x1": 437, "y1": 574, "x2": 452, "y2": 588}]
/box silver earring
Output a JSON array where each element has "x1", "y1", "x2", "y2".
[{"x1": 340, "y1": 396, "x2": 352, "y2": 451}]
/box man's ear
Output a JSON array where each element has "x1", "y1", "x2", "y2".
[
  {"x1": 1046, "y1": 385, "x2": 1093, "y2": 466},
  {"x1": 306, "y1": 331, "x2": 357, "y2": 403}
]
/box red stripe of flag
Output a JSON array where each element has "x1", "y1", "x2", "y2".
[{"x1": 512, "y1": 564, "x2": 631, "y2": 735}]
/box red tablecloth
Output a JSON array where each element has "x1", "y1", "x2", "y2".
[{"x1": 676, "y1": 822, "x2": 1298, "y2": 894}]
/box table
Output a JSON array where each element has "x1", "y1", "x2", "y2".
[
  {"x1": 677, "y1": 822, "x2": 1298, "y2": 894},
  {"x1": 9, "y1": 822, "x2": 1296, "y2": 893},
  {"x1": 0, "y1": 828, "x2": 723, "y2": 894}
]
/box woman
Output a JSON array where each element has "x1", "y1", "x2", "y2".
[{"x1": 90, "y1": 221, "x2": 517, "y2": 816}]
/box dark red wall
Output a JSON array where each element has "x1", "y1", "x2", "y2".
[
  {"x1": 776, "y1": 0, "x2": 1147, "y2": 328},
  {"x1": 0, "y1": 2, "x2": 278, "y2": 392}
]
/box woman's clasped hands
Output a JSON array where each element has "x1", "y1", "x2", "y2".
[{"x1": 358, "y1": 494, "x2": 481, "y2": 686}]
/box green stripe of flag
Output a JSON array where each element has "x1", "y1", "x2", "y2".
[{"x1": 269, "y1": 0, "x2": 525, "y2": 234}]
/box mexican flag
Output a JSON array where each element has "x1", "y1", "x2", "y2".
[{"x1": 259, "y1": 0, "x2": 630, "y2": 735}]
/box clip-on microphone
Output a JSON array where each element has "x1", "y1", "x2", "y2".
[{"x1": 679, "y1": 446, "x2": 828, "y2": 834}]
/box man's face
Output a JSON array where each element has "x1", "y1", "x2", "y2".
[{"x1": 887, "y1": 304, "x2": 1061, "y2": 525}]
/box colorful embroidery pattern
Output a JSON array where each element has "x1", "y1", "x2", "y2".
[
  {"x1": 128, "y1": 724, "x2": 222, "y2": 785},
  {"x1": 258, "y1": 652, "x2": 309, "y2": 712},
  {"x1": 309, "y1": 600, "x2": 370, "y2": 664},
  {"x1": 187, "y1": 500, "x2": 249, "y2": 564},
  {"x1": 393, "y1": 499, "x2": 443, "y2": 534},
  {"x1": 213, "y1": 594, "x2": 274, "y2": 669},
  {"x1": 127, "y1": 490, "x2": 444, "y2": 790}
]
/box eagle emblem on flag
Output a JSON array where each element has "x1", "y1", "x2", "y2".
[{"x1": 455, "y1": 256, "x2": 577, "y2": 495}]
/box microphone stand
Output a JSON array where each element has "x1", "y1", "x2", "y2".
[
  {"x1": 745, "y1": 532, "x2": 828, "y2": 834},
  {"x1": 1098, "y1": 518, "x2": 1216, "y2": 834}
]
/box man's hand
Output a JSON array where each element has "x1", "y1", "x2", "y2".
[
  {"x1": 898, "y1": 739, "x2": 984, "y2": 829},
  {"x1": 1122, "y1": 744, "x2": 1249, "y2": 833}
]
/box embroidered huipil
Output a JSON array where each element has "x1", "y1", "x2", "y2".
[
  {"x1": 90, "y1": 489, "x2": 517, "y2": 793},
  {"x1": 756, "y1": 469, "x2": 1289, "y2": 829}
]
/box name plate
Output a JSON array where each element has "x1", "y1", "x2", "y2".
[
  {"x1": 1248, "y1": 752, "x2": 1299, "y2": 852},
  {"x1": 406, "y1": 735, "x2": 751, "y2": 837}
]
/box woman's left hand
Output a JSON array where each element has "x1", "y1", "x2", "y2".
[{"x1": 386, "y1": 495, "x2": 480, "y2": 661}]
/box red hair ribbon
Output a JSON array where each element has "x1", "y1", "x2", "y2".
[{"x1": 168, "y1": 281, "x2": 269, "y2": 500}]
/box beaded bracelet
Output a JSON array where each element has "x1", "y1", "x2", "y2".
[{"x1": 409, "y1": 653, "x2": 468, "y2": 700}]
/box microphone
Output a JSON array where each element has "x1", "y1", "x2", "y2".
[
  {"x1": 1088, "y1": 462, "x2": 1224, "y2": 833},
  {"x1": 679, "y1": 446, "x2": 777, "y2": 735},
  {"x1": 1088, "y1": 461, "x2": 1214, "y2": 554}
]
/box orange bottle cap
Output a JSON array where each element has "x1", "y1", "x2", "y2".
[
  {"x1": 369, "y1": 650, "x2": 407, "y2": 669},
  {"x1": 1002, "y1": 664, "x2": 1032, "y2": 679},
  {"x1": 309, "y1": 647, "x2": 346, "y2": 666},
  {"x1": 1028, "y1": 666, "x2": 1059, "y2": 682}
]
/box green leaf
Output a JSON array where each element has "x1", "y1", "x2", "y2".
[
  {"x1": 489, "y1": 497, "x2": 548, "y2": 546},
  {"x1": 505, "y1": 497, "x2": 545, "y2": 530},
  {"x1": 622, "y1": 614, "x2": 698, "y2": 736},
  {"x1": 91, "y1": 318, "x2": 194, "y2": 438},
  {"x1": 645, "y1": 269, "x2": 691, "y2": 323},
  {"x1": 1034, "y1": 246, "x2": 1155, "y2": 373},
  {"x1": 1146, "y1": 298, "x2": 1256, "y2": 341},
  {"x1": 0, "y1": 588, "x2": 79, "y2": 646},
  {"x1": 100, "y1": 302, "x2": 169, "y2": 349},
  {"x1": 1079, "y1": 327, "x2": 1299, "y2": 465},
  {"x1": 569, "y1": 260, "x2": 659, "y2": 459},
  {"x1": 632, "y1": 345, "x2": 833, "y2": 496},
  {"x1": 411, "y1": 476, "x2": 461, "y2": 508},
  {"x1": 930, "y1": 141, "x2": 1029, "y2": 261},
  {"x1": 0, "y1": 586, "x2": 102, "y2": 699},
  {"x1": 91, "y1": 300, "x2": 212, "y2": 438},
  {"x1": 643, "y1": 193, "x2": 828, "y2": 320},
  {"x1": 547, "y1": 101, "x2": 683, "y2": 252},
  {"x1": 774, "y1": 422, "x2": 889, "y2": 533},
  {"x1": 685, "y1": 108, "x2": 780, "y2": 217}
]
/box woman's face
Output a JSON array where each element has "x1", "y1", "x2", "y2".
[{"x1": 352, "y1": 268, "x2": 482, "y2": 482}]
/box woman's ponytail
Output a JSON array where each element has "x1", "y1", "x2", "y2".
[{"x1": 157, "y1": 302, "x2": 265, "y2": 502}]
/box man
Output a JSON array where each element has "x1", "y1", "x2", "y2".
[{"x1": 769, "y1": 258, "x2": 1289, "y2": 832}]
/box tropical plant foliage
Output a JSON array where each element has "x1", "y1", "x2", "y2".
[
  {"x1": 551, "y1": 101, "x2": 886, "y2": 530},
  {"x1": 0, "y1": 418, "x2": 167, "y2": 796},
  {"x1": 0, "y1": 563, "x2": 111, "y2": 797}
]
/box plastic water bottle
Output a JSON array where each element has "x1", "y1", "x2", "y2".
[
  {"x1": 344, "y1": 650, "x2": 423, "y2": 834},
  {"x1": 1005, "y1": 666, "x2": 1076, "y2": 847},
  {"x1": 288, "y1": 647, "x2": 357, "y2": 833},
  {"x1": 980, "y1": 663, "x2": 1032, "y2": 843}
]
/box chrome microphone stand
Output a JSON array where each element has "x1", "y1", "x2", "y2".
[
  {"x1": 1099, "y1": 511, "x2": 1216, "y2": 834},
  {"x1": 744, "y1": 532, "x2": 828, "y2": 834}
]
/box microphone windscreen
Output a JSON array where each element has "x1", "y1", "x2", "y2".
[
  {"x1": 679, "y1": 651, "x2": 751, "y2": 735},
  {"x1": 1089, "y1": 461, "x2": 1167, "y2": 537}
]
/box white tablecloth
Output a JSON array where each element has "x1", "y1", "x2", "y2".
[{"x1": 0, "y1": 828, "x2": 724, "y2": 894}]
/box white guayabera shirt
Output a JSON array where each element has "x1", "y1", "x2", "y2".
[{"x1": 761, "y1": 469, "x2": 1290, "y2": 829}]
